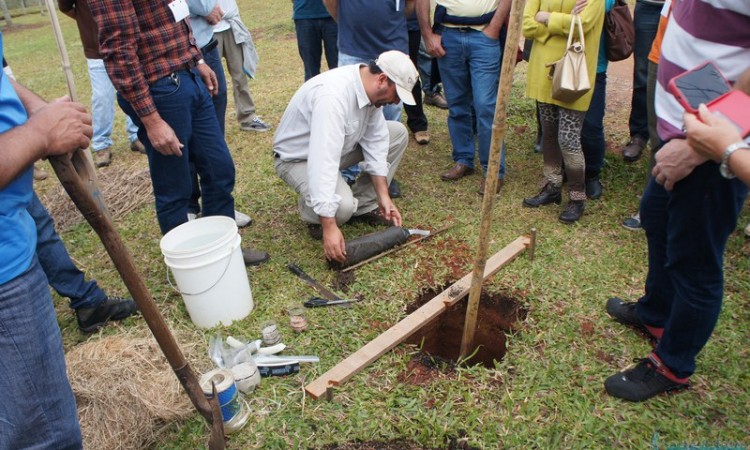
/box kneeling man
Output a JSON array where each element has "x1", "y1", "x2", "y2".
[{"x1": 274, "y1": 50, "x2": 417, "y2": 263}]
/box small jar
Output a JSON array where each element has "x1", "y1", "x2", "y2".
[
  {"x1": 260, "y1": 320, "x2": 282, "y2": 346},
  {"x1": 288, "y1": 307, "x2": 308, "y2": 332}
]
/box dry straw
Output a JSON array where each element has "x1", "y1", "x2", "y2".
[
  {"x1": 40, "y1": 163, "x2": 153, "y2": 233},
  {"x1": 66, "y1": 331, "x2": 204, "y2": 450}
]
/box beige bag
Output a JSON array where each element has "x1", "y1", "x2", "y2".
[{"x1": 547, "y1": 15, "x2": 590, "y2": 103}]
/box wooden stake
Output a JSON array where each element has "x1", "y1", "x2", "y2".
[
  {"x1": 459, "y1": 0, "x2": 527, "y2": 359},
  {"x1": 305, "y1": 236, "x2": 530, "y2": 399}
]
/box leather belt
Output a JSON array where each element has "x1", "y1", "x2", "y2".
[{"x1": 201, "y1": 38, "x2": 218, "y2": 55}]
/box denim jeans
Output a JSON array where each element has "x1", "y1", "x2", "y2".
[
  {"x1": 87, "y1": 58, "x2": 138, "y2": 151},
  {"x1": 628, "y1": 1, "x2": 661, "y2": 140},
  {"x1": 189, "y1": 45, "x2": 229, "y2": 215},
  {"x1": 28, "y1": 192, "x2": 105, "y2": 310},
  {"x1": 295, "y1": 17, "x2": 338, "y2": 81},
  {"x1": 119, "y1": 70, "x2": 235, "y2": 234},
  {"x1": 581, "y1": 72, "x2": 607, "y2": 179},
  {"x1": 437, "y1": 27, "x2": 505, "y2": 178},
  {"x1": 638, "y1": 162, "x2": 748, "y2": 378},
  {"x1": 0, "y1": 257, "x2": 82, "y2": 449}
]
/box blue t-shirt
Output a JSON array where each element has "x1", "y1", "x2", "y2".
[
  {"x1": 0, "y1": 32, "x2": 36, "y2": 285},
  {"x1": 292, "y1": 0, "x2": 331, "y2": 20},
  {"x1": 597, "y1": 0, "x2": 616, "y2": 74},
  {"x1": 338, "y1": 0, "x2": 409, "y2": 60}
]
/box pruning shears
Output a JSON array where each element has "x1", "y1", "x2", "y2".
[{"x1": 303, "y1": 296, "x2": 362, "y2": 308}]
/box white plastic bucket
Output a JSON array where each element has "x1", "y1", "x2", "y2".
[{"x1": 160, "y1": 216, "x2": 253, "y2": 328}]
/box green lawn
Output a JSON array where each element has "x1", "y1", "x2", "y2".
[{"x1": 3, "y1": 2, "x2": 749, "y2": 449}]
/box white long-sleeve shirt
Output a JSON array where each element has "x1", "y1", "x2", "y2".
[{"x1": 273, "y1": 64, "x2": 390, "y2": 218}]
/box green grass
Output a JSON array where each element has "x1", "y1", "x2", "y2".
[{"x1": 3, "y1": 2, "x2": 750, "y2": 449}]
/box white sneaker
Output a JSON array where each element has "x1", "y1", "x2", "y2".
[
  {"x1": 240, "y1": 116, "x2": 271, "y2": 132},
  {"x1": 234, "y1": 210, "x2": 252, "y2": 228},
  {"x1": 187, "y1": 212, "x2": 198, "y2": 221}
]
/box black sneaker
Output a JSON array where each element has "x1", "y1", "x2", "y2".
[
  {"x1": 605, "y1": 297, "x2": 663, "y2": 340},
  {"x1": 76, "y1": 296, "x2": 137, "y2": 333},
  {"x1": 604, "y1": 354, "x2": 689, "y2": 402}
]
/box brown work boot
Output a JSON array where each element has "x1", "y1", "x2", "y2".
[
  {"x1": 440, "y1": 163, "x2": 474, "y2": 181},
  {"x1": 95, "y1": 148, "x2": 112, "y2": 168},
  {"x1": 424, "y1": 91, "x2": 448, "y2": 109},
  {"x1": 130, "y1": 139, "x2": 147, "y2": 154},
  {"x1": 478, "y1": 178, "x2": 504, "y2": 196},
  {"x1": 622, "y1": 136, "x2": 647, "y2": 162},
  {"x1": 242, "y1": 248, "x2": 269, "y2": 266},
  {"x1": 414, "y1": 130, "x2": 430, "y2": 145}
]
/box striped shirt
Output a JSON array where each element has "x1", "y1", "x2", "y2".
[
  {"x1": 88, "y1": 0, "x2": 202, "y2": 117},
  {"x1": 655, "y1": 0, "x2": 750, "y2": 143}
]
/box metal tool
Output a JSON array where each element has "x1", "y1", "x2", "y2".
[
  {"x1": 287, "y1": 263, "x2": 345, "y2": 301},
  {"x1": 304, "y1": 296, "x2": 362, "y2": 308}
]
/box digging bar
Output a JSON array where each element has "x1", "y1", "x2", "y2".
[
  {"x1": 460, "y1": 0, "x2": 526, "y2": 359},
  {"x1": 43, "y1": 2, "x2": 225, "y2": 447}
]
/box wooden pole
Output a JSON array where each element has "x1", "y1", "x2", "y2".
[
  {"x1": 42, "y1": 3, "x2": 224, "y2": 447},
  {"x1": 459, "y1": 0, "x2": 526, "y2": 359}
]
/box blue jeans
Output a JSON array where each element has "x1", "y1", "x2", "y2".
[
  {"x1": 581, "y1": 72, "x2": 607, "y2": 179},
  {"x1": 87, "y1": 58, "x2": 138, "y2": 151},
  {"x1": 637, "y1": 162, "x2": 748, "y2": 378},
  {"x1": 28, "y1": 192, "x2": 105, "y2": 310},
  {"x1": 338, "y1": 52, "x2": 403, "y2": 183},
  {"x1": 295, "y1": 17, "x2": 338, "y2": 81},
  {"x1": 437, "y1": 27, "x2": 505, "y2": 178},
  {"x1": 190, "y1": 45, "x2": 229, "y2": 215},
  {"x1": 628, "y1": 1, "x2": 661, "y2": 140},
  {"x1": 119, "y1": 70, "x2": 236, "y2": 234},
  {"x1": 0, "y1": 257, "x2": 82, "y2": 449}
]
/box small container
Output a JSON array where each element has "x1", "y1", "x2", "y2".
[
  {"x1": 261, "y1": 320, "x2": 282, "y2": 346},
  {"x1": 288, "y1": 307, "x2": 308, "y2": 332},
  {"x1": 231, "y1": 361, "x2": 261, "y2": 393}
]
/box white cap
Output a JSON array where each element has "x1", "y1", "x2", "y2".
[{"x1": 375, "y1": 50, "x2": 418, "y2": 105}]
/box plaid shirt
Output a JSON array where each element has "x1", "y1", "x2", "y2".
[{"x1": 88, "y1": 0, "x2": 202, "y2": 117}]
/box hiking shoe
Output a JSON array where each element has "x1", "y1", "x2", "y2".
[
  {"x1": 234, "y1": 210, "x2": 252, "y2": 228},
  {"x1": 604, "y1": 354, "x2": 689, "y2": 402},
  {"x1": 242, "y1": 248, "x2": 269, "y2": 266},
  {"x1": 95, "y1": 148, "x2": 112, "y2": 168},
  {"x1": 424, "y1": 91, "x2": 448, "y2": 109},
  {"x1": 622, "y1": 213, "x2": 641, "y2": 231},
  {"x1": 605, "y1": 297, "x2": 663, "y2": 340},
  {"x1": 240, "y1": 117, "x2": 271, "y2": 132},
  {"x1": 622, "y1": 136, "x2": 647, "y2": 162},
  {"x1": 76, "y1": 296, "x2": 137, "y2": 333},
  {"x1": 33, "y1": 164, "x2": 49, "y2": 181},
  {"x1": 130, "y1": 139, "x2": 147, "y2": 154},
  {"x1": 414, "y1": 130, "x2": 430, "y2": 145}
]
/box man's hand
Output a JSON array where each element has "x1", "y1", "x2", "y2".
[
  {"x1": 652, "y1": 138, "x2": 708, "y2": 191},
  {"x1": 205, "y1": 5, "x2": 223, "y2": 25},
  {"x1": 320, "y1": 217, "x2": 347, "y2": 263},
  {"x1": 141, "y1": 113, "x2": 183, "y2": 156},
  {"x1": 27, "y1": 97, "x2": 93, "y2": 156},
  {"x1": 378, "y1": 198, "x2": 402, "y2": 227},
  {"x1": 423, "y1": 31, "x2": 445, "y2": 58},
  {"x1": 572, "y1": 0, "x2": 588, "y2": 14},
  {"x1": 196, "y1": 63, "x2": 218, "y2": 96},
  {"x1": 684, "y1": 104, "x2": 745, "y2": 163}
]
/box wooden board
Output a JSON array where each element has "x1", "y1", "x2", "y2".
[{"x1": 305, "y1": 235, "x2": 531, "y2": 399}]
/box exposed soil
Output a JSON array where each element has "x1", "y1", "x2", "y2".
[
  {"x1": 318, "y1": 435, "x2": 479, "y2": 450},
  {"x1": 404, "y1": 285, "x2": 527, "y2": 369}
]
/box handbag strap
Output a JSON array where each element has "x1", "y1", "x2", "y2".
[{"x1": 566, "y1": 14, "x2": 585, "y2": 50}]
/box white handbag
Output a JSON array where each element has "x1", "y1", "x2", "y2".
[{"x1": 547, "y1": 15, "x2": 591, "y2": 103}]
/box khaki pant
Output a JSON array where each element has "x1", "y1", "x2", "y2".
[
  {"x1": 275, "y1": 121, "x2": 408, "y2": 225},
  {"x1": 215, "y1": 29, "x2": 256, "y2": 125}
]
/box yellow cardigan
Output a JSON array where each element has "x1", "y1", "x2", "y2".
[{"x1": 523, "y1": 0, "x2": 605, "y2": 111}]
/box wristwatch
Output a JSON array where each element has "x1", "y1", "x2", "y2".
[
  {"x1": 197, "y1": 58, "x2": 206, "y2": 66},
  {"x1": 720, "y1": 142, "x2": 750, "y2": 179}
]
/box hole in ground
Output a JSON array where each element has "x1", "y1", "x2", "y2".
[{"x1": 405, "y1": 284, "x2": 527, "y2": 368}]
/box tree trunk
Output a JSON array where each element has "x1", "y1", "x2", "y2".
[{"x1": 0, "y1": 0, "x2": 13, "y2": 26}]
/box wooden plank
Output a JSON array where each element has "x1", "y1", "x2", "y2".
[{"x1": 305, "y1": 235, "x2": 531, "y2": 399}]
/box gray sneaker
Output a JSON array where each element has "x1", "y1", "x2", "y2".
[
  {"x1": 622, "y1": 213, "x2": 641, "y2": 231},
  {"x1": 240, "y1": 117, "x2": 271, "y2": 132}
]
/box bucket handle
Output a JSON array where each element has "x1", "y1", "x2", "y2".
[{"x1": 166, "y1": 247, "x2": 236, "y2": 296}]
